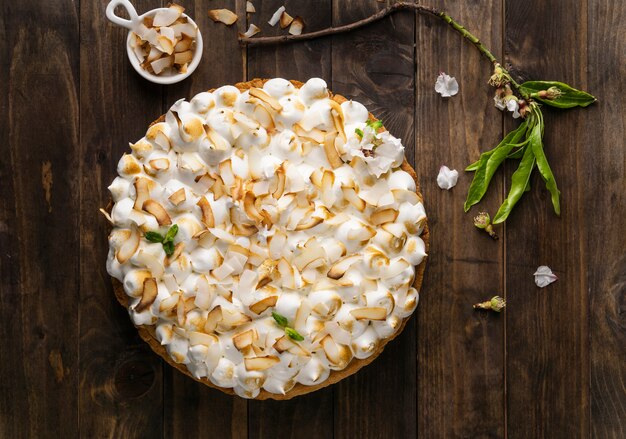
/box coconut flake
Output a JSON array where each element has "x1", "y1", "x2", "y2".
[
  {"x1": 268, "y1": 6, "x2": 285, "y2": 26},
  {"x1": 208, "y1": 9, "x2": 238, "y2": 26},
  {"x1": 240, "y1": 24, "x2": 261, "y2": 38},
  {"x1": 288, "y1": 17, "x2": 304, "y2": 35},
  {"x1": 246, "y1": 1, "x2": 256, "y2": 13},
  {"x1": 534, "y1": 266, "x2": 558, "y2": 288}
]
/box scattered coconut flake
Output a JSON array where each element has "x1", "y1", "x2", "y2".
[
  {"x1": 435, "y1": 72, "x2": 459, "y2": 97},
  {"x1": 208, "y1": 9, "x2": 238, "y2": 26},
  {"x1": 288, "y1": 16, "x2": 304, "y2": 35},
  {"x1": 534, "y1": 266, "x2": 558, "y2": 288},
  {"x1": 268, "y1": 6, "x2": 285, "y2": 26},
  {"x1": 436, "y1": 165, "x2": 458, "y2": 190},
  {"x1": 240, "y1": 24, "x2": 261, "y2": 39},
  {"x1": 280, "y1": 11, "x2": 294, "y2": 29},
  {"x1": 246, "y1": 1, "x2": 256, "y2": 13}
]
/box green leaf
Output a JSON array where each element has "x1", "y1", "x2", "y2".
[
  {"x1": 285, "y1": 327, "x2": 304, "y2": 341},
  {"x1": 465, "y1": 160, "x2": 481, "y2": 171},
  {"x1": 162, "y1": 241, "x2": 175, "y2": 256},
  {"x1": 366, "y1": 119, "x2": 383, "y2": 130},
  {"x1": 272, "y1": 312, "x2": 288, "y2": 328},
  {"x1": 519, "y1": 80, "x2": 597, "y2": 108},
  {"x1": 355, "y1": 128, "x2": 364, "y2": 138},
  {"x1": 529, "y1": 122, "x2": 561, "y2": 215},
  {"x1": 506, "y1": 146, "x2": 526, "y2": 160},
  {"x1": 145, "y1": 231, "x2": 165, "y2": 243},
  {"x1": 165, "y1": 224, "x2": 179, "y2": 242},
  {"x1": 493, "y1": 144, "x2": 536, "y2": 224},
  {"x1": 464, "y1": 121, "x2": 528, "y2": 212}
]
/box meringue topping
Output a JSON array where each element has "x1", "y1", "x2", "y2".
[{"x1": 106, "y1": 78, "x2": 427, "y2": 398}]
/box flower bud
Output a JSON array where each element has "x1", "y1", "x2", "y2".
[
  {"x1": 488, "y1": 63, "x2": 508, "y2": 88},
  {"x1": 473, "y1": 296, "x2": 506, "y2": 312},
  {"x1": 473, "y1": 212, "x2": 498, "y2": 240}
]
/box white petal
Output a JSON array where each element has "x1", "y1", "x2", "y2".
[
  {"x1": 534, "y1": 265, "x2": 558, "y2": 288},
  {"x1": 434, "y1": 73, "x2": 459, "y2": 98},
  {"x1": 436, "y1": 165, "x2": 458, "y2": 190}
]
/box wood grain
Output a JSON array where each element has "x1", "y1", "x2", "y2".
[
  {"x1": 415, "y1": 1, "x2": 506, "y2": 437},
  {"x1": 505, "y1": 1, "x2": 591, "y2": 437},
  {"x1": 246, "y1": 1, "x2": 334, "y2": 437},
  {"x1": 79, "y1": 0, "x2": 164, "y2": 437},
  {"x1": 331, "y1": 1, "x2": 418, "y2": 438},
  {"x1": 586, "y1": 1, "x2": 626, "y2": 437},
  {"x1": 0, "y1": 0, "x2": 80, "y2": 437},
  {"x1": 1, "y1": 0, "x2": 625, "y2": 437}
]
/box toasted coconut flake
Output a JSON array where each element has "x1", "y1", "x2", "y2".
[
  {"x1": 142, "y1": 199, "x2": 172, "y2": 225},
  {"x1": 268, "y1": 6, "x2": 285, "y2": 26},
  {"x1": 272, "y1": 168, "x2": 286, "y2": 199},
  {"x1": 157, "y1": 35, "x2": 175, "y2": 55},
  {"x1": 288, "y1": 16, "x2": 304, "y2": 35},
  {"x1": 249, "y1": 88, "x2": 283, "y2": 111},
  {"x1": 135, "y1": 277, "x2": 158, "y2": 313},
  {"x1": 371, "y1": 208, "x2": 399, "y2": 226},
  {"x1": 133, "y1": 177, "x2": 152, "y2": 210},
  {"x1": 249, "y1": 296, "x2": 278, "y2": 315},
  {"x1": 327, "y1": 255, "x2": 360, "y2": 280},
  {"x1": 323, "y1": 133, "x2": 343, "y2": 168},
  {"x1": 174, "y1": 35, "x2": 193, "y2": 52},
  {"x1": 208, "y1": 9, "x2": 238, "y2": 26},
  {"x1": 196, "y1": 197, "x2": 215, "y2": 228},
  {"x1": 321, "y1": 335, "x2": 351, "y2": 369},
  {"x1": 116, "y1": 225, "x2": 140, "y2": 263},
  {"x1": 150, "y1": 55, "x2": 174, "y2": 75},
  {"x1": 243, "y1": 192, "x2": 264, "y2": 222},
  {"x1": 174, "y1": 50, "x2": 193, "y2": 65},
  {"x1": 239, "y1": 23, "x2": 261, "y2": 38},
  {"x1": 136, "y1": 250, "x2": 165, "y2": 279},
  {"x1": 279, "y1": 11, "x2": 294, "y2": 29},
  {"x1": 168, "y1": 188, "x2": 186, "y2": 206},
  {"x1": 153, "y1": 5, "x2": 184, "y2": 27},
  {"x1": 189, "y1": 332, "x2": 218, "y2": 346},
  {"x1": 350, "y1": 307, "x2": 388, "y2": 320},
  {"x1": 294, "y1": 216, "x2": 323, "y2": 231},
  {"x1": 244, "y1": 356, "x2": 280, "y2": 371},
  {"x1": 99, "y1": 208, "x2": 114, "y2": 224},
  {"x1": 293, "y1": 245, "x2": 326, "y2": 271},
  {"x1": 342, "y1": 186, "x2": 366, "y2": 212},
  {"x1": 204, "y1": 305, "x2": 223, "y2": 332},
  {"x1": 272, "y1": 335, "x2": 293, "y2": 353},
  {"x1": 233, "y1": 329, "x2": 259, "y2": 350},
  {"x1": 329, "y1": 101, "x2": 347, "y2": 142},
  {"x1": 246, "y1": 1, "x2": 256, "y2": 13}
]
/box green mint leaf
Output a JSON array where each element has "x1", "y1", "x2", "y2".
[
  {"x1": 355, "y1": 128, "x2": 364, "y2": 138},
  {"x1": 272, "y1": 312, "x2": 288, "y2": 328},
  {"x1": 366, "y1": 119, "x2": 383, "y2": 131},
  {"x1": 493, "y1": 142, "x2": 536, "y2": 224},
  {"x1": 519, "y1": 80, "x2": 596, "y2": 109},
  {"x1": 162, "y1": 240, "x2": 175, "y2": 256},
  {"x1": 464, "y1": 120, "x2": 529, "y2": 212},
  {"x1": 528, "y1": 121, "x2": 560, "y2": 215},
  {"x1": 145, "y1": 231, "x2": 165, "y2": 243},
  {"x1": 165, "y1": 224, "x2": 179, "y2": 242},
  {"x1": 285, "y1": 327, "x2": 304, "y2": 341}
]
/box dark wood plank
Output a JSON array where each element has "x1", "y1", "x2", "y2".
[
  {"x1": 79, "y1": 1, "x2": 164, "y2": 437},
  {"x1": 246, "y1": 1, "x2": 334, "y2": 438},
  {"x1": 415, "y1": 1, "x2": 506, "y2": 437},
  {"x1": 505, "y1": 1, "x2": 591, "y2": 437},
  {"x1": 0, "y1": 1, "x2": 80, "y2": 437},
  {"x1": 330, "y1": 1, "x2": 418, "y2": 438},
  {"x1": 161, "y1": 2, "x2": 248, "y2": 438},
  {"x1": 586, "y1": 1, "x2": 626, "y2": 437}
]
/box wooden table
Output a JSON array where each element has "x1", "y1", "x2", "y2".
[{"x1": 1, "y1": 0, "x2": 624, "y2": 437}]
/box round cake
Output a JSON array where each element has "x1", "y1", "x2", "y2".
[{"x1": 104, "y1": 78, "x2": 428, "y2": 399}]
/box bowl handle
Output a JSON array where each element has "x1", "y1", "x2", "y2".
[{"x1": 105, "y1": 0, "x2": 140, "y2": 31}]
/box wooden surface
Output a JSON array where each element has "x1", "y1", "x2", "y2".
[{"x1": 1, "y1": 0, "x2": 624, "y2": 437}]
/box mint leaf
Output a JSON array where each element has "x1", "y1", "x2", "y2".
[
  {"x1": 272, "y1": 312, "x2": 288, "y2": 328},
  {"x1": 355, "y1": 128, "x2": 364, "y2": 138},
  {"x1": 145, "y1": 231, "x2": 164, "y2": 243},
  {"x1": 164, "y1": 224, "x2": 179, "y2": 242},
  {"x1": 366, "y1": 119, "x2": 383, "y2": 130},
  {"x1": 285, "y1": 327, "x2": 304, "y2": 341},
  {"x1": 162, "y1": 241, "x2": 175, "y2": 256}
]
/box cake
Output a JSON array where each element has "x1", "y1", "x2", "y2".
[{"x1": 103, "y1": 78, "x2": 428, "y2": 399}]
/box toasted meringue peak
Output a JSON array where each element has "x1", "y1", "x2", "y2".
[{"x1": 105, "y1": 79, "x2": 426, "y2": 399}]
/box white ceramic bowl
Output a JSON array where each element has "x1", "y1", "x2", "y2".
[{"x1": 105, "y1": 0, "x2": 203, "y2": 85}]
